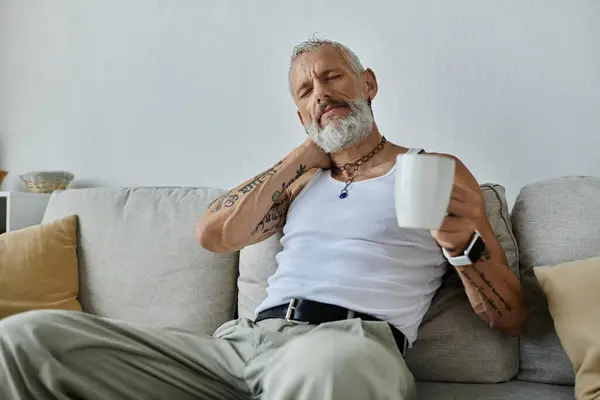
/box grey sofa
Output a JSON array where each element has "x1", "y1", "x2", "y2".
[{"x1": 40, "y1": 176, "x2": 597, "y2": 399}]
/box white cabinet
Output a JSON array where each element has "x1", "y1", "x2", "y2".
[{"x1": 0, "y1": 192, "x2": 51, "y2": 234}]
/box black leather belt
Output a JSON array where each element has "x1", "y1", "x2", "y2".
[{"x1": 254, "y1": 298, "x2": 408, "y2": 357}]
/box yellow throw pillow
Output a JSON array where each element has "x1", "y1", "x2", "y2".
[
  {"x1": 534, "y1": 257, "x2": 600, "y2": 400},
  {"x1": 0, "y1": 215, "x2": 82, "y2": 319}
]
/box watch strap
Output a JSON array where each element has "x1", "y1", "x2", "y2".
[
  {"x1": 443, "y1": 231, "x2": 485, "y2": 267},
  {"x1": 442, "y1": 247, "x2": 473, "y2": 266}
]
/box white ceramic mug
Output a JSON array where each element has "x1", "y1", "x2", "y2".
[{"x1": 394, "y1": 153, "x2": 455, "y2": 230}]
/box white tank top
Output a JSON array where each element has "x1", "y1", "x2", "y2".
[{"x1": 255, "y1": 148, "x2": 447, "y2": 343}]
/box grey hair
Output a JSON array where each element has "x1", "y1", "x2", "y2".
[{"x1": 289, "y1": 37, "x2": 365, "y2": 77}]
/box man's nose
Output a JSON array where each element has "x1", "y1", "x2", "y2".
[{"x1": 313, "y1": 82, "x2": 331, "y2": 105}]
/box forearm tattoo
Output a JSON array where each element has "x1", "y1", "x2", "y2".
[
  {"x1": 458, "y1": 253, "x2": 513, "y2": 316},
  {"x1": 208, "y1": 161, "x2": 283, "y2": 213},
  {"x1": 460, "y1": 268, "x2": 503, "y2": 317},
  {"x1": 252, "y1": 193, "x2": 289, "y2": 235},
  {"x1": 208, "y1": 162, "x2": 307, "y2": 238},
  {"x1": 473, "y1": 264, "x2": 512, "y2": 312},
  {"x1": 252, "y1": 164, "x2": 306, "y2": 235},
  {"x1": 272, "y1": 164, "x2": 306, "y2": 202}
]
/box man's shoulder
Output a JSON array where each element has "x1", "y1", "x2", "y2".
[
  {"x1": 422, "y1": 150, "x2": 458, "y2": 160},
  {"x1": 423, "y1": 151, "x2": 480, "y2": 190},
  {"x1": 390, "y1": 144, "x2": 462, "y2": 165}
]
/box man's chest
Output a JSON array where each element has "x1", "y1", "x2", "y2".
[{"x1": 284, "y1": 175, "x2": 432, "y2": 245}]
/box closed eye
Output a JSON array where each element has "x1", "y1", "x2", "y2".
[
  {"x1": 299, "y1": 87, "x2": 313, "y2": 98},
  {"x1": 325, "y1": 74, "x2": 342, "y2": 81}
]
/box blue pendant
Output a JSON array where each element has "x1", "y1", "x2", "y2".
[{"x1": 339, "y1": 191, "x2": 348, "y2": 199}]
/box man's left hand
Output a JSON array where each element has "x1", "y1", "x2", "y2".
[{"x1": 430, "y1": 182, "x2": 484, "y2": 256}]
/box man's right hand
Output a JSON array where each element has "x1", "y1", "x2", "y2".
[{"x1": 297, "y1": 138, "x2": 332, "y2": 170}]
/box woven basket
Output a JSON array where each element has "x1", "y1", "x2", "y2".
[
  {"x1": 20, "y1": 171, "x2": 74, "y2": 193},
  {"x1": 22, "y1": 180, "x2": 70, "y2": 193},
  {"x1": 0, "y1": 169, "x2": 7, "y2": 186}
]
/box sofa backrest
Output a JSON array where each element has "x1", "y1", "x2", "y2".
[
  {"x1": 238, "y1": 183, "x2": 521, "y2": 383},
  {"x1": 43, "y1": 180, "x2": 585, "y2": 385},
  {"x1": 42, "y1": 187, "x2": 238, "y2": 336},
  {"x1": 512, "y1": 176, "x2": 600, "y2": 385}
]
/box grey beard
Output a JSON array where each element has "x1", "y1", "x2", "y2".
[{"x1": 306, "y1": 98, "x2": 374, "y2": 154}]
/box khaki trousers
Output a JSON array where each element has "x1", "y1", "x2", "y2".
[{"x1": 0, "y1": 309, "x2": 416, "y2": 400}]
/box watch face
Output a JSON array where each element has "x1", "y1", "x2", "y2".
[{"x1": 469, "y1": 236, "x2": 487, "y2": 262}]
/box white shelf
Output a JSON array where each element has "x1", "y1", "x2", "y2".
[
  {"x1": 0, "y1": 192, "x2": 51, "y2": 233},
  {"x1": 0, "y1": 191, "x2": 52, "y2": 198}
]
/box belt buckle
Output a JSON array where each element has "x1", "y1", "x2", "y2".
[{"x1": 285, "y1": 298, "x2": 297, "y2": 322}]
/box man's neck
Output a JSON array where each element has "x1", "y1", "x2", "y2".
[{"x1": 329, "y1": 127, "x2": 384, "y2": 167}]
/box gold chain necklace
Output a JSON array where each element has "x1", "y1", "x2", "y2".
[{"x1": 334, "y1": 136, "x2": 387, "y2": 199}]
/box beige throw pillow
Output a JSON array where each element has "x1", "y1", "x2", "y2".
[
  {"x1": 0, "y1": 215, "x2": 82, "y2": 319},
  {"x1": 534, "y1": 257, "x2": 600, "y2": 400}
]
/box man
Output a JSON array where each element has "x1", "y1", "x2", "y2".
[{"x1": 0, "y1": 38, "x2": 526, "y2": 400}]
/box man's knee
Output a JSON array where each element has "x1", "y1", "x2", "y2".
[{"x1": 0, "y1": 309, "x2": 81, "y2": 350}]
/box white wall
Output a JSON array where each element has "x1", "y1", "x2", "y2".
[{"x1": 1, "y1": 0, "x2": 599, "y2": 204}]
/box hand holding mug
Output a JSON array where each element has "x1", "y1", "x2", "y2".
[
  {"x1": 394, "y1": 152, "x2": 484, "y2": 255},
  {"x1": 430, "y1": 181, "x2": 483, "y2": 255}
]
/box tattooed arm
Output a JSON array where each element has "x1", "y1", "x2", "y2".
[
  {"x1": 453, "y1": 226, "x2": 527, "y2": 336},
  {"x1": 197, "y1": 139, "x2": 328, "y2": 253},
  {"x1": 431, "y1": 154, "x2": 528, "y2": 336}
]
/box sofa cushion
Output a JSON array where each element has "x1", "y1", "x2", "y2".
[
  {"x1": 238, "y1": 183, "x2": 520, "y2": 383},
  {"x1": 0, "y1": 215, "x2": 81, "y2": 319},
  {"x1": 416, "y1": 381, "x2": 574, "y2": 400},
  {"x1": 237, "y1": 233, "x2": 281, "y2": 320},
  {"x1": 42, "y1": 187, "x2": 239, "y2": 335},
  {"x1": 512, "y1": 176, "x2": 600, "y2": 385},
  {"x1": 534, "y1": 257, "x2": 600, "y2": 399}
]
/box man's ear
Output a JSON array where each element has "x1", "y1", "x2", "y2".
[
  {"x1": 297, "y1": 110, "x2": 305, "y2": 126},
  {"x1": 362, "y1": 68, "x2": 378, "y2": 101}
]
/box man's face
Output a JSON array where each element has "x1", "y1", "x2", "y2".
[
  {"x1": 289, "y1": 45, "x2": 379, "y2": 154},
  {"x1": 290, "y1": 45, "x2": 365, "y2": 128}
]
